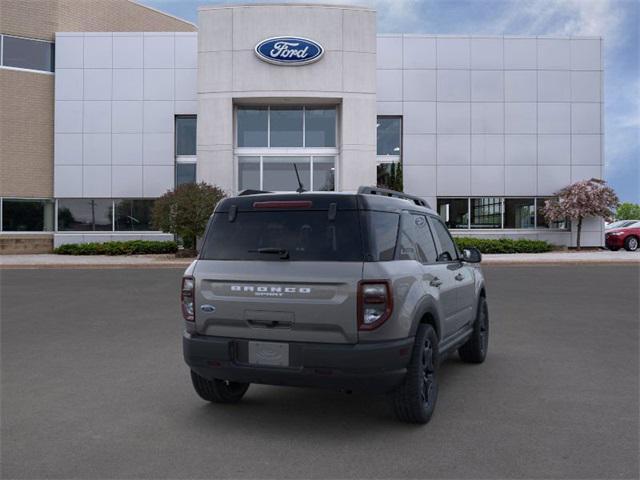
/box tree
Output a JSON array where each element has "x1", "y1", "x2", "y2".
[
  {"x1": 542, "y1": 178, "x2": 619, "y2": 250},
  {"x1": 616, "y1": 202, "x2": 640, "y2": 220},
  {"x1": 152, "y1": 182, "x2": 226, "y2": 251}
]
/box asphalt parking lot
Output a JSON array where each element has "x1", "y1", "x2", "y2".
[{"x1": 1, "y1": 265, "x2": 638, "y2": 479}]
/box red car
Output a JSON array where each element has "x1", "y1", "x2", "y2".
[{"x1": 605, "y1": 222, "x2": 640, "y2": 251}]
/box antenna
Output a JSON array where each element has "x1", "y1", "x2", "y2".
[{"x1": 293, "y1": 163, "x2": 306, "y2": 193}]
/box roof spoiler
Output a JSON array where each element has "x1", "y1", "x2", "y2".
[
  {"x1": 238, "y1": 189, "x2": 272, "y2": 196},
  {"x1": 357, "y1": 186, "x2": 431, "y2": 209}
]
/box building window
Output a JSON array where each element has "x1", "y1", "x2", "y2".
[
  {"x1": 238, "y1": 156, "x2": 335, "y2": 192},
  {"x1": 536, "y1": 198, "x2": 569, "y2": 229},
  {"x1": 471, "y1": 197, "x2": 502, "y2": 229},
  {"x1": 377, "y1": 117, "x2": 401, "y2": 156},
  {"x1": 435, "y1": 197, "x2": 569, "y2": 230},
  {"x1": 504, "y1": 198, "x2": 535, "y2": 229},
  {"x1": 1, "y1": 198, "x2": 54, "y2": 231},
  {"x1": 57, "y1": 199, "x2": 112, "y2": 231},
  {"x1": 270, "y1": 107, "x2": 304, "y2": 147},
  {"x1": 175, "y1": 116, "x2": 196, "y2": 186},
  {"x1": 235, "y1": 106, "x2": 337, "y2": 192},
  {"x1": 376, "y1": 116, "x2": 402, "y2": 190},
  {"x1": 114, "y1": 199, "x2": 155, "y2": 231},
  {"x1": 236, "y1": 106, "x2": 337, "y2": 148},
  {"x1": 305, "y1": 107, "x2": 337, "y2": 147},
  {"x1": 437, "y1": 198, "x2": 469, "y2": 229},
  {"x1": 237, "y1": 107, "x2": 269, "y2": 147},
  {"x1": 1, "y1": 35, "x2": 54, "y2": 73}
]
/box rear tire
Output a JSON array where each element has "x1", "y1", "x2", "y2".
[
  {"x1": 190, "y1": 370, "x2": 249, "y2": 404},
  {"x1": 390, "y1": 324, "x2": 439, "y2": 424},
  {"x1": 624, "y1": 236, "x2": 638, "y2": 252},
  {"x1": 458, "y1": 296, "x2": 489, "y2": 364}
]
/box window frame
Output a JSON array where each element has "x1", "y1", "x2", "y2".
[
  {"x1": 237, "y1": 154, "x2": 336, "y2": 192},
  {"x1": 235, "y1": 105, "x2": 339, "y2": 193},
  {"x1": 0, "y1": 34, "x2": 55, "y2": 75},
  {"x1": 0, "y1": 197, "x2": 55, "y2": 232},
  {"x1": 376, "y1": 116, "x2": 403, "y2": 190},
  {"x1": 235, "y1": 105, "x2": 338, "y2": 149},
  {"x1": 175, "y1": 115, "x2": 197, "y2": 186},
  {"x1": 435, "y1": 197, "x2": 570, "y2": 230}
]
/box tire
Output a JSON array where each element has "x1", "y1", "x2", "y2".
[
  {"x1": 624, "y1": 236, "x2": 639, "y2": 252},
  {"x1": 190, "y1": 370, "x2": 250, "y2": 404},
  {"x1": 458, "y1": 296, "x2": 489, "y2": 364},
  {"x1": 390, "y1": 324, "x2": 439, "y2": 424}
]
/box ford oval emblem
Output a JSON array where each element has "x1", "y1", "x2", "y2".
[
  {"x1": 200, "y1": 304, "x2": 216, "y2": 313},
  {"x1": 255, "y1": 36, "x2": 324, "y2": 66}
]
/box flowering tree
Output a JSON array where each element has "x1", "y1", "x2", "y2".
[
  {"x1": 152, "y1": 182, "x2": 226, "y2": 252},
  {"x1": 543, "y1": 178, "x2": 619, "y2": 250}
]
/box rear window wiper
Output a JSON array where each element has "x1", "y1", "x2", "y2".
[{"x1": 248, "y1": 247, "x2": 290, "y2": 260}]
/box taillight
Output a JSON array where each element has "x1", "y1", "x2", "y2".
[
  {"x1": 181, "y1": 276, "x2": 195, "y2": 322},
  {"x1": 358, "y1": 280, "x2": 393, "y2": 330}
]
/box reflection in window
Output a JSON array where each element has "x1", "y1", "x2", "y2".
[
  {"x1": 377, "y1": 117, "x2": 401, "y2": 156},
  {"x1": 536, "y1": 198, "x2": 569, "y2": 229},
  {"x1": 238, "y1": 156, "x2": 260, "y2": 191},
  {"x1": 429, "y1": 217, "x2": 459, "y2": 261},
  {"x1": 313, "y1": 157, "x2": 335, "y2": 191},
  {"x1": 377, "y1": 161, "x2": 403, "y2": 191},
  {"x1": 176, "y1": 163, "x2": 196, "y2": 187},
  {"x1": 1, "y1": 35, "x2": 54, "y2": 72},
  {"x1": 269, "y1": 107, "x2": 303, "y2": 147},
  {"x1": 114, "y1": 199, "x2": 155, "y2": 231},
  {"x1": 504, "y1": 198, "x2": 535, "y2": 228},
  {"x1": 237, "y1": 106, "x2": 337, "y2": 148},
  {"x1": 305, "y1": 108, "x2": 336, "y2": 147},
  {"x1": 367, "y1": 211, "x2": 399, "y2": 261},
  {"x1": 437, "y1": 198, "x2": 469, "y2": 229},
  {"x1": 238, "y1": 156, "x2": 335, "y2": 192},
  {"x1": 262, "y1": 156, "x2": 310, "y2": 191},
  {"x1": 175, "y1": 116, "x2": 196, "y2": 156},
  {"x1": 2, "y1": 199, "x2": 54, "y2": 231},
  {"x1": 57, "y1": 199, "x2": 112, "y2": 231},
  {"x1": 471, "y1": 197, "x2": 502, "y2": 229},
  {"x1": 237, "y1": 107, "x2": 268, "y2": 147}
]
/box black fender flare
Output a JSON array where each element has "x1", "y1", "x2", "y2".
[{"x1": 409, "y1": 295, "x2": 443, "y2": 340}]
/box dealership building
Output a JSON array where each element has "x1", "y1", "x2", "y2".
[{"x1": 0, "y1": 1, "x2": 604, "y2": 252}]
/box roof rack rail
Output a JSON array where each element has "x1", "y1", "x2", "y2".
[
  {"x1": 357, "y1": 186, "x2": 431, "y2": 208},
  {"x1": 238, "y1": 189, "x2": 272, "y2": 196}
]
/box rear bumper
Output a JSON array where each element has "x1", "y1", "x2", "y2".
[{"x1": 183, "y1": 333, "x2": 414, "y2": 393}]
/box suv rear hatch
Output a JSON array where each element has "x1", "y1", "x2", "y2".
[{"x1": 193, "y1": 195, "x2": 363, "y2": 344}]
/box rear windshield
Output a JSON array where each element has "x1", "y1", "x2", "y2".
[{"x1": 201, "y1": 210, "x2": 363, "y2": 261}]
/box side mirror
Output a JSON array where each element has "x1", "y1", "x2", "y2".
[{"x1": 461, "y1": 247, "x2": 482, "y2": 263}]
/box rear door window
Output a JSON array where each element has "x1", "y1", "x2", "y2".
[
  {"x1": 201, "y1": 210, "x2": 363, "y2": 261},
  {"x1": 398, "y1": 213, "x2": 438, "y2": 263}
]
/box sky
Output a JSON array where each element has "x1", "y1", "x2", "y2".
[{"x1": 141, "y1": 0, "x2": 639, "y2": 203}]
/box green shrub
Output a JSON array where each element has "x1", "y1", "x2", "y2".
[
  {"x1": 453, "y1": 237, "x2": 553, "y2": 254},
  {"x1": 54, "y1": 240, "x2": 178, "y2": 256}
]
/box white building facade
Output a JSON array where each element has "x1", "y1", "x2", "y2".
[{"x1": 51, "y1": 3, "x2": 604, "y2": 247}]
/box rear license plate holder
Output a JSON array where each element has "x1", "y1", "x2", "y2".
[{"x1": 248, "y1": 341, "x2": 290, "y2": 367}]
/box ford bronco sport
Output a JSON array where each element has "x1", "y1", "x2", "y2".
[{"x1": 182, "y1": 187, "x2": 488, "y2": 424}]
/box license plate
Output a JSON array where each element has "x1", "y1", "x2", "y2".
[{"x1": 248, "y1": 341, "x2": 289, "y2": 367}]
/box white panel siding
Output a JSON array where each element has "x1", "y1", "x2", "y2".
[{"x1": 54, "y1": 32, "x2": 198, "y2": 199}]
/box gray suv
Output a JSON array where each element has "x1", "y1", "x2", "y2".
[{"x1": 182, "y1": 187, "x2": 488, "y2": 424}]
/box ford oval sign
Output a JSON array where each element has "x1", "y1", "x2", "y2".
[{"x1": 255, "y1": 37, "x2": 324, "y2": 66}]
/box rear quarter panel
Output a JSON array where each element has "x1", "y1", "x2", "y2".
[{"x1": 359, "y1": 261, "x2": 431, "y2": 342}]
